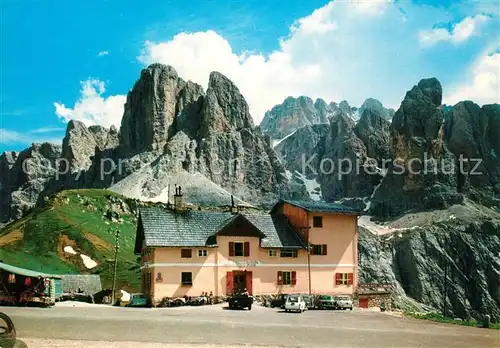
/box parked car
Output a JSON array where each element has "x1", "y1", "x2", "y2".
[
  {"x1": 333, "y1": 295, "x2": 353, "y2": 310},
  {"x1": 316, "y1": 295, "x2": 336, "y2": 309},
  {"x1": 284, "y1": 294, "x2": 306, "y2": 313},
  {"x1": 228, "y1": 293, "x2": 253, "y2": 310},
  {"x1": 270, "y1": 294, "x2": 288, "y2": 309},
  {"x1": 301, "y1": 294, "x2": 315, "y2": 309},
  {"x1": 126, "y1": 293, "x2": 151, "y2": 308}
]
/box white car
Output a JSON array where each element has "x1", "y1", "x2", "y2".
[
  {"x1": 333, "y1": 295, "x2": 353, "y2": 310},
  {"x1": 284, "y1": 294, "x2": 306, "y2": 313}
]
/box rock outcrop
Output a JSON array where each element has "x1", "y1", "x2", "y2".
[
  {"x1": 444, "y1": 101, "x2": 500, "y2": 190},
  {"x1": 62, "y1": 120, "x2": 99, "y2": 173},
  {"x1": 1, "y1": 143, "x2": 62, "y2": 219},
  {"x1": 371, "y1": 78, "x2": 463, "y2": 217},
  {"x1": 317, "y1": 112, "x2": 381, "y2": 201},
  {"x1": 355, "y1": 99, "x2": 392, "y2": 161},
  {"x1": 359, "y1": 213, "x2": 500, "y2": 321},
  {"x1": 119, "y1": 64, "x2": 182, "y2": 153},
  {"x1": 260, "y1": 96, "x2": 333, "y2": 140},
  {"x1": 275, "y1": 124, "x2": 330, "y2": 177}
]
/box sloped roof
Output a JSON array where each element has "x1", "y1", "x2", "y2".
[
  {"x1": 59, "y1": 274, "x2": 102, "y2": 295},
  {"x1": 271, "y1": 199, "x2": 362, "y2": 215},
  {"x1": 0, "y1": 262, "x2": 62, "y2": 279},
  {"x1": 139, "y1": 207, "x2": 233, "y2": 247},
  {"x1": 245, "y1": 214, "x2": 306, "y2": 248},
  {"x1": 138, "y1": 207, "x2": 306, "y2": 249}
]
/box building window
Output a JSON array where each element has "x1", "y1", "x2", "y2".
[
  {"x1": 280, "y1": 249, "x2": 298, "y2": 258},
  {"x1": 313, "y1": 216, "x2": 323, "y2": 228},
  {"x1": 181, "y1": 272, "x2": 193, "y2": 286},
  {"x1": 198, "y1": 249, "x2": 208, "y2": 257},
  {"x1": 311, "y1": 244, "x2": 328, "y2": 256},
  {"x1": 335, "y1": 272, "x2": 353, "y2": 285},
  {"x1": 229, "y1": 241, "x2": 249, "y2": 257},
  {"x1": 277, "y1": 271, "x2": 296, "y2": 285},
  {"x1": 268, "y1": 249, "x2": 277, "y2": 257},
  {"x1": 181, "y1": 249, "x2": 192, "y2": 258}
]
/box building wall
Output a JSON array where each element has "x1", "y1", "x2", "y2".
[
  {"x1": 306, "y1": 212, "x2": 358, "y2": 289},
  {"x1": 146, "y1": 227, "x2": 357, "y2": 302}
]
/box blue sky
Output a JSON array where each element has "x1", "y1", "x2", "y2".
[{"x1": 1, "y1": 0, "x2": 499, "y2": 152}]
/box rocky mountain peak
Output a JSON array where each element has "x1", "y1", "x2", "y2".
[
  {"x1": 355, "y1": 102, "x2": 391, "y2": 161},
  {"x1": 392, "y1": 77, "x2": 444, "y2": 145},
  {"x1": 199, "y1": 71, "x2": 254, "y2": 138},
  {"x1": 371, "y1": 78, "x2": 462, "y2": 217},
  {"x1": 358, "y1": 98, "x2": 394, "y2": 120},
  {"x1": 62, "y1": 120, "x2": 98, "y2": 172},
  {"x1": 119, "y1": 64, "x2": 183, "y2": 153},
  {"x1": 418, "y1": 77, "x2": 442, "y2": 106},
  {"x1": 260, "y1": 96, "x2": 332, "y2": 140}
]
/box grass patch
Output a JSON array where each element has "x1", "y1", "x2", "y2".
[
  {"x1": 0, "y1": 189, "x2": 140, "y2": 292},
  {"x1": 404, "y1": 312, "x2": 499, "y2": 330}
]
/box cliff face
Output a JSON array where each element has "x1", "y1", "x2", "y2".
[
  {"x1": 260, "y1": 96, "x2": 333, "y2": 140},
  {"x1": 359, "y1": 213, "x2": 500, "y2": 321},
  {"x1": 370, "y1": 78, "x2": 463, "y2": 217},
  {"x1": 444, "y1": 101, "x2": 500, "y2": 190}
]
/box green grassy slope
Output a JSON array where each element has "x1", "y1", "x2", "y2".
[{"x1": 0, "y1": 189, "x2": 140, "y2": 292}]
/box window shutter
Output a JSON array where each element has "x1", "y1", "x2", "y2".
[
  {"x1": 277, "y1": 271, "x2": 283, "y2": 285},
  {"x1": 347, "y1": 273, "x2": 354, "y2": 285},
  {"x1": 292, "y1": 271, "x2": 297, "y2": 285},
  {"x1": 335, "y1": 273, "x2": 341, "y2": 285},
  {"x1": 229, "y1": 242, "x2": 234, "y2": 256},
  {"x1": 226, "y1": 271, "x2": 234, "y2": 295},
  {"x1": 244, "y1": 242, "x2": 250, "y2": 257},
  {"x1": 246, "y1": 271, "x2": 253, "y2": 295},
  {"x1": 322, "y1": 244, "x2": 328, "y2": 256}
]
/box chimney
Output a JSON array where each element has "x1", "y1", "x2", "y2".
[
  {"x1": 230, "y1": 195, "x2": 237, "y2": 214},
  {"x1": 174, "y1": 185, "x2": 183, "y2": 211}
]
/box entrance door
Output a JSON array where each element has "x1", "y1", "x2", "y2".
[
  {"x1": 230, "y1": 270, "x2": 253, "y2": 295},
  {"x1": 359, "y1": 298, "x2": 368, "y2": 308},
  {"x1": 234, "y1": 272, "x2": 246, "y2": 293}
]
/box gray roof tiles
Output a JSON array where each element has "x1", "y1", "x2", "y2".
[
  {"x1": 273, "y1": 199, "x2": 362, "y2": 215},
  {"x1": 139, "y1": 207, "x2": 306, "y2": 249}
]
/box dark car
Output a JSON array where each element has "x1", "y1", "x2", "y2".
[
  {"x1": 270, "y1": 294, "x2": 288, "y2": 309},
  {"x1": 228, "y1": 293, "x2": 253, "y2": 310},
  {"x1": 316, "y1": 295, "x2": 336, "y2": 309},
  {"x1": 301, "y1": 294, "x2": 315, "y2": 309}
]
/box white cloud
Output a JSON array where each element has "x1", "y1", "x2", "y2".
[
  {"x1": 54, "y1": 79, "x2": 126, "y2": 129},
  {"x1": 0, "y1": 128, "x2": 62, "y2": 146},
  {"x1": 138, "y1": 0, "x2": 408, "y2": 125},
  {"x1": 97, "y1": 50, "x2": 109, "y2": 57},
  {"x1": 30, "y1": 127, "x2": 65, "y2": 134},
  {"x1": 419, "y1": 15, "x2": 488, "y2": 47},
  {"x1": 445, "y1": 51, "x2": 500, "y2": 105}
]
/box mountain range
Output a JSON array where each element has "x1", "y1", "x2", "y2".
[{"x1": 1, "y1": 63, "x2": 499, "y2": 321}]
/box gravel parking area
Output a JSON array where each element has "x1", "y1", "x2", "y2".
[{"x1": 2, "y1": 304, "x2": 498, "y2": 348}]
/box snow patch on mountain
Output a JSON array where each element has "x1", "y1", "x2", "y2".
[
  {"x1": 294, "y1": 171, "x2": 322, "y2": 201},
  {"x1": 272, "y1": 130, "x2": 297, "y2": 148}
]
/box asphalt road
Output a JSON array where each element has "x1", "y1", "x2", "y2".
[{"x1": 1, "y1": 303, "x2": 498, "y2": 348}]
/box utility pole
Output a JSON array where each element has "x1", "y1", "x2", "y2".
[
  {"x1": 306, "y1": 225, "x2": 312, "y2": 296},
  {"x1": 111, "y1": 228, "x2": 120, "y2": 305},
  {"x1": 443, "y1": 256, "x2": 448, "y2": 317}
]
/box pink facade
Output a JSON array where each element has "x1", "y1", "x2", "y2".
[{"x1": 139, "y1": 202, "x2": 359, "y2": 302}]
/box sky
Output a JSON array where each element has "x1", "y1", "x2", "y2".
[{"x1": 0, "y1": 0, "x2": 499, "y2": 152}]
